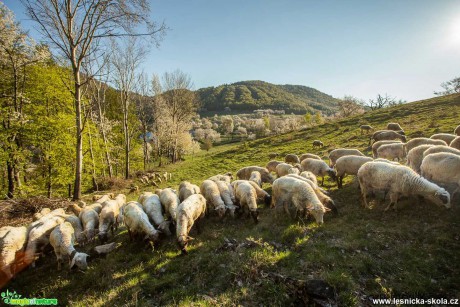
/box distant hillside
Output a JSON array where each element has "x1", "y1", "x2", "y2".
[{"x1": 196, "y1": 80, "x2": 339, "y2": 115}]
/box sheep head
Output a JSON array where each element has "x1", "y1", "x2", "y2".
[
  {"x1": 430, "y1": 189, "x2": 451, "y2": 209},
  {"x1": 215, "y1": 205, "x2": 226, "y2": 218},
  {"x1": 250, "y1": 210, "x2": 259, "y2": 224},
  {"x1": 70, "y1": 252, "x2": 89, "y2": 270},
  {"x1": 177, "y1": 235, "x2": 194, "y2": 255}
]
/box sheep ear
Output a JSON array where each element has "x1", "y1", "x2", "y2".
[{"x1": 70, "y1": 256, "x2": 76, "y2": 269}]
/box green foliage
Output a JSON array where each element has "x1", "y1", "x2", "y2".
[{"x1": 197, "y1": 80, "x2": 339, "y2": 115}]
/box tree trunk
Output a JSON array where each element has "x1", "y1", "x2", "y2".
[
  {"x1": 142, "y1": 126, "x2": 148, "y2": 171},
  {"x1": 122, "y1": 93, "x2": 130, "y2": 179},
  {"x1": 47, "y1": 162, "x2": 52, "y2": 198},
  {"x1": 87, "y1": 117, "x2": 98, "y2": 191},
  {"x1": 73, "y1": 70, "x2": 83, "y2": 200},
  {"x1": 96, "y1": 96, "x2": 113, "y2": 177},
  {"x1": 6, "y1": 161, "x2": 14, "y2": 198}
]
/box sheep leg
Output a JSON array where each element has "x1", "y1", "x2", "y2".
[
  {"x1": 361, "y1": 187, "x2": 369, "y2": 208},
  {"x1": 321, "y1": 176, "x2": 324, "y2": 186},
  {"x1": 127, "y1": 228, "x2": 133, "y2": 241}
]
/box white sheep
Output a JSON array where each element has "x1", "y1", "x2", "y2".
[
  {"x1": 159, "y1": 188, "x2": 181, "y2": 222},
  {"x1": 450, "y1": 136, "x2": 460, "y2": 150},
  {"x1": 376, "y1": 143, "x2": 406, "y2": 161},
  {"x1": 215, "y1": 180, "x2": 238, "y2": 217},
  {"x1": 334, "y1": 155, "x2": 373, "y2": 188},
  {"x1": 69, "y1": 203, "x2": 99, "y2": 244},
  {"x1": 25, "y1": 215, "x2": 66, "y2": 268},
  {"x1": 32, "y1": 208, "x2": 51, "y2": 222},
  {"x1": 372, "y1": 140, "x2": 402, "y2": 158},
  {"x1": 422, "y1": 145, "x2": 460, "y2": 158},
  {"x1": 370, "y1": 130, "x2": 406, "y2": 145},
  {"x1": 265, "y1": 160, "x2": 283, "y2": 173},
  {"x1": 141, "y1": 194, "x2": 172, "y2": 236},
  {"x1": 249, "y1": 171, "x2": 262, "y2": 187},
  {"x1": 49, "y1": 222, "x2": 89, "y2": 270},
  {"x1": 231, "y1": 180, "x2": 271, "y2": 206},
  {"x1": 176, "y1": 194, "x2": 207, "y2": 254},
  {"x1": 207, "y1": 172, "x2": 233, "y2": 183},
  {"x1": 430, "y1": 133, "x2": 457, "y2": 144},
  {"x1": 299, "y1": 171, "x2": 318, "y2": 186},
  {"x1": 271, "y1": 176, "x2": 330, "y2": 224},
  {"x1": 275, "y1": 163, "x2": 301, "y2": 177},
  {"x1": 122, "y1": 201, "x2": 160, "y2": 244},
  {"x1": 405, "y1": 144, "x2": 434, "y2": 174},
  {"x1": 420, "y1": 152, "x2": 460, "y2": 200},
  {"x1": 455, "y1": 125, "x2": 460, "y2": 136},
  {"x1": 357, "y1": 161, "x2": 451, "y2": 210},
  {"x1": 328, "y1": 148, "x2": 365, "y2": 167},
  {"x1": 404, "y1": 137, "x2": 447, "y2": 152},
  {"x1": 138, "y1": 192, "x2": 154, "y2": 205},
  {"x1": 232, "y1": 180, "x2": 260, "y2": 224},
  {"x1": 178, "y1": 181, "x2": 200, "y2": 202},
  {"x1": 360, "y1": 125, "x2": 373, "y2": 134},
  {"x1": 373, "y1": 158, "x2": 401, "y2": 165},
  {"x1": 285, "y1": 154, "x2": 300, "y2": 164},
  {"x1": 98, "y1": 194, "x2": 126, "y2": 243},
  {"x1": 0, "y1": 226, "x2": 28, "y2": 279},
  {"x1": 386, "y1": 123, "x2": 403, "y2": 131},
  {"x1": 312, "y1": 140, "x2": 324, "y2": 148},
  {"x1": 301, "y1": 158, "x2": 336, "y2": 185},
  {"x1": 64, "y1": 215, "x2": 85, "y2": 244},
  {"x1": 200, "y1": 180, "x2": 226, "y2": 218},
  {"x1": 236, "y1": 166, "x2": 274, "y2": 184},
  {"x1": 299, "y1": 153, "x2": 322, "y2": 161}
]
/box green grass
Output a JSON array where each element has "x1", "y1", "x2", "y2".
[{"x1": 7, "y1": 94, "x2": 460, "y2": 306}]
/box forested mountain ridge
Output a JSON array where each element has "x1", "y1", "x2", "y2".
[{"x1": 196, "y1": 80, "x2": 339, "y2": 115}]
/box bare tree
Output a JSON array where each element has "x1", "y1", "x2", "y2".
[
  {"x1": 21, "y1": 0, "x2": 166, "y2": 199},
  {"x1": 367, "y1": 94, "x2": 405, "y2": 110},
  {"x1": 111, "y1": 38, "x2": 146, "y2": 179},
  {"x1": 434, "y1": 77, "x2": 460, "y2": 96},
  {"x1": 337, "y1": 95, "x2": 365, "y2": 118}
]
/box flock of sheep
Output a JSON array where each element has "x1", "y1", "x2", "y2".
[{"x1": 1, "y1": 122, "x2": 459, "y2": 287}]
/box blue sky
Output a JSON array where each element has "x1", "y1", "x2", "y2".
[{"x1": 3, "y1": 0, "x2": 460, "y2": 102}]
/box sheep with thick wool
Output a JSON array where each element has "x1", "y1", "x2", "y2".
[
  {"x1": 450, "y1": 136, "x2": 460, "y2": 150},
  {"x1": 299, "y1": 171, "x2": 318, "y2": 186},
  {"x1": 276, "y1": 163, "x2": 301, "y2": 177},
  {"x1": 301, "y1": 158, "x2": 336, "y2": 185},
  {"x1": 141, "y1": 194, "x2": 172, "y2": 236},
  {"x1": 334, "y1": 155, "x2": 373, "y2": 188},
  {"x1": 200, "y1": 180, "x2": 226, "y2": 217},
  {"x1": 376, "y1": 143, "x2": 406, "y2": 161},
  {"x1": 232, "y1": 180, "x2": 261, "y2": 224},
  {"x1": 421, "y1": 152, "x2": 460, "y2": 200},
  {"x1": 32, "y1": 208, "x2": 51, "y2": 222},
  {"x1": 98, "y1": 194, "x2": 126, "y2": 243},
  {"x1": 159, "y1": 188, "x2": 181, "y2": 222},
  {"x1": 285, "y1": 154, "x2": 300, "y2": 164},
  {"x1": 430, "y1": 133, "x2": 457, "y2": 144},
  {"x1": 370, "y1": 130, "x2": 406, "y2": 145},
  {"x1": 68, "y1": 203, "x2": 99, "y2": 244},
  {"x1": 0, "y1": 226, "x2": 28, "y2": 279},
  {"x1": 50, "y1": 222, "x2": 89, "y2": 270},
  {"x1": 328, "y1": 148, "x2": 365, "y2": 167},
  {"x1": 215, "y1": 180, "x2": 238, "y2": 217},
  {"x1": 357, "y1": 161, "x2": 451, "y2": 210},
  {"x1": 405, "y1": 138, "x2": 447, "y2": 152},
  {"x1": 405, "y1": 145, "x2": 434, "y2": 174},
  {"x1": 207, "y1": 172, "x2": 233, "y2": 183},
  {"x1": 386, "y1": 123, "x2": 404, "y2": 131},
  {"x1": 121, "y1": 201, "x2": 160, "y2": 244},
  {"x1": 271, "y1": 176, "x2": 330, "y2": 224},
  {"x1": 64, "y1": 215, "x2": 85, "y2": 244},
  {"x1": 249, "y1": 171, "x2": 262, "y2": 187},
  {"x1": 265, "y1": 160, "x2": 283, "y2": 173},
  {"x1": 138, "y1": 192, "x2": 154, "y2": 205},
  {"x1": 178, "y1": 181, "x2": 200, "y2": 202},
  {"x1": 300, "y1": 153, "x2": 321, "y2": 161},
  {"x1": 372, "y1": 140, "x2": 402, "y2": 158},
  {"x1": 455, "y1": 125, "x2": 460, "y2": 136},
  {"x1": 236, "y1": 166, "x2": 274, "y2": 184},
  {"x1": 422, "y1": 145, "x2": 460, "y2": 158},
  {"x1": 176, "y1": 194, "x2": 207, "y2": 254}
]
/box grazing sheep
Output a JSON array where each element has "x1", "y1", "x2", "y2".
[
  {"x1": 178, "y1": 181, "x2": 201, "y2": 202},
  {"x1": 430, "y1": 133, "x2": 457, "y2": 144},
  {"x1": 25, "y1": 215, "x2": 66, "y2": 268},
  {"x1": 405, "y1": 145, "x2": 434, "y2": 174},
  {"x1": 405, "y1": 138, "x2": 447, "y2": 152},
  {"x1": 232, "y1": 180, "x2": 271, "y2": 205},
  {"x1": 141, "y1": 194, "x2": 172, "y2": 236},
  {"x1": 208, "y1": 172, "x2": 233, "y2": 183},
  {"x1": 370, "y1": 130, "x2": 406, "y2": 145},
  {"x1": 299, "y1": 153, "x2": 322, "y2": 161},
  {"x1": 69, "y1": 203, "x2": 99, "y2": 244},
  {"x1": 312, "y1": 140, "x2": 324, "y2": 148},
  {"x1": 422, "y1": 145, "x2": 460, "y2": 158},
  {"x1": 360, "y1": 125, "x2": 373, "y2": 135},
  {"x1": 176, "y1": 194, "x2": 207, "y2": 254},
  {"x1": 299, "y1": 171, "x2": 318, "y2": 186},
  {"x1": 275, "y1": 163, "x2": 301, "y2": 177},
  {"x1": 421, "y1": 152, "x2": 460, "y2": 199},
  {"x1": 64, "y1": 215, "x2": 85, "y2": 244},
  {"x1": 249, "y1": 171, "x2": 262, "y2": 187},
  {"x1": 271, "y1": 176, "x2": 330, "y2": 224},
  {"x1": 285, "y1": 174, "x2": 338, "y2": 214},
  {"x1": 373, "y1": 158, "x2": 401, "y2": 165},
  {"x1": 301, "y1": 158, "x2": 336, "y2": 186},
  {"x1": 122, "y1": 201, "x2": 160, "y2": 244},
  {"x1": 138, "y1": 192, "x2": 154, "y2": 205},
  {"x1": 232, "y1": 180, "x2": 261, "y2": 224},
  {"x1": 455, "y1": 125, "x2": 460, "y2": 136},
  {"x1": 98, "y1": 195, "x2": 126, "y2": 243},
  {"x1": 371, "y1": 140, "x2": 402, "y2": 158},
  {"x1": 50, "y1": 222, "x2": 89, "y2": 270},
  {"x1": 200, "y1": 180, "x2": 226, "y2": 218},
  {"x1": 265, "y1": 160, "x2": 283, "y2": 173},
  {"x1": 334, "y1": 155, "x2": 373, "y2": 188},
  {"x1": 32, "y1": 208, "x2": 51, "y2": 222},
  {"x1": 159, "y1": 188, "x2": 181, "y2": 222},
  {"x1": 236, "y1": 166, "x2": 274, "y2": 184},
  {"x1": 285, "y1": 154, "x2": 301, "y2": 164},
  {"x1": 357, "y1": 161, "x2": 450, "y2": 210},
  {"x1": 268, "y1": 152, "x2": 279, "y2": 159},
  {"x1": 328, "y1": 148, "x2": 365, "y2": 167},
  {"x1": 450, "y1": 136, "x2": 460, "y2": 150},
  {"x1": 215, "y1": 180, "x2": 237, "y2": 217},
  {"x1": 376, "y1": 143, "x2": 406, "y2": 161},
  {"x1": 386, "y1": 123, "x2": 403, "y2": 131},
  {"x1": 0, "y1": 226, "x2": 28, "y2": 279}
]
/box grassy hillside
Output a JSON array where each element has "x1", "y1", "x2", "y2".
[
  {"x1": 197, "y1": 80, "x2": 339, "y2": 115},
  {"x1": 7, "y1": 94, "x2": 460, "y2": 306}
]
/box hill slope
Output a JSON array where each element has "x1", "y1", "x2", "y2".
[
  {"x1": 197, "y1": 80, "x2": 339, "y2": 115},
  {"x1": 9, "y1": 94, "x2": 460, "y2": 306}
]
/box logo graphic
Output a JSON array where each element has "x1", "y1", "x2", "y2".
[{"x1": 1, "y1": 290, "x2": 58, "y2": 306}]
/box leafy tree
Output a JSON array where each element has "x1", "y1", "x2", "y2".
[
  {"x1": 304, "y1": 112, "x2": 312, "y2": 125},
  {"x1": 314, "y1": 111, "x2": 323, "y2": 125}
]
